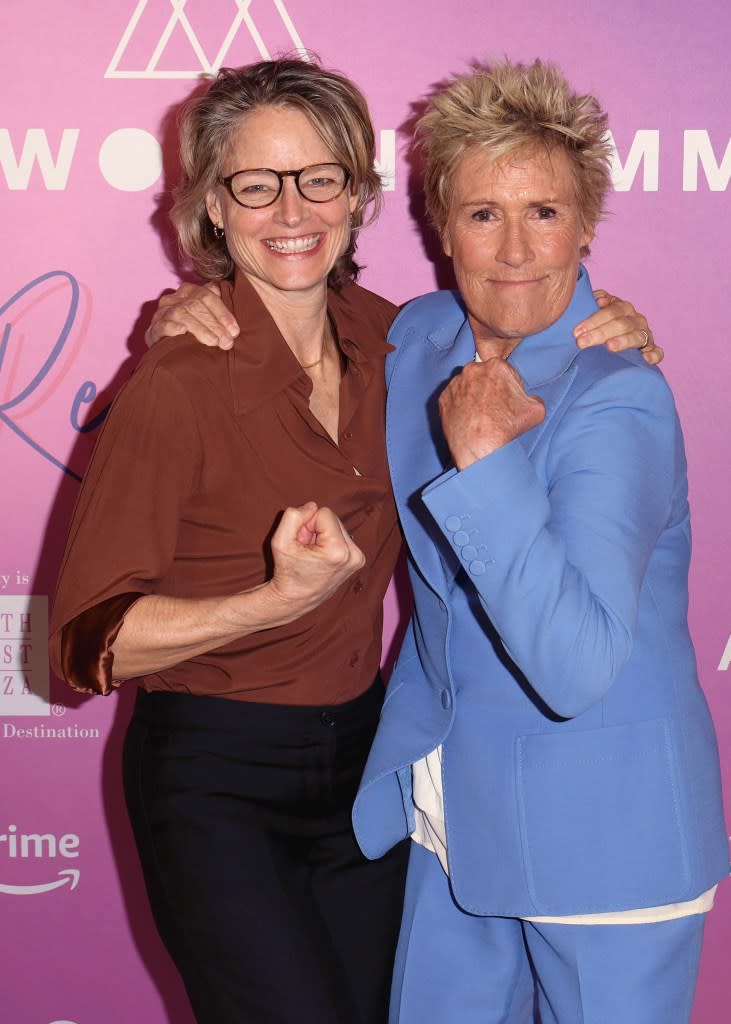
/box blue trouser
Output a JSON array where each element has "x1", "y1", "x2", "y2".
[{"x1": 391, "y1": 841, "x2": 706, "y2": 1023}]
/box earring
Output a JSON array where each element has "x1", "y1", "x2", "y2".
[{"x1": 213, "y1": 225, "x2": 224, "y2": 239}]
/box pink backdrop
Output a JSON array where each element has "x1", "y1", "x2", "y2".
[{"x1": 2, "y1": 2, "x2": 729, "y2": 1020}]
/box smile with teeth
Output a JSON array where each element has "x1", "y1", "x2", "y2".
[{"x1": 264, "y1": 234, "x2": 322, "y2": 253}]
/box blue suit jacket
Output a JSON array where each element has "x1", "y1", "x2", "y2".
[{"x1": 353, "y1": 268, "x2": 729, "y2": 916}]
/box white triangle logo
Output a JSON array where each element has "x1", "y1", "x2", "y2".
[{"x1": 106, "y1": 0, "x2": 308, "y2": 79}]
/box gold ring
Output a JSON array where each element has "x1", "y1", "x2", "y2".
[{"x1": 639, "y1": 330, "x2": 651, "y2": 351}]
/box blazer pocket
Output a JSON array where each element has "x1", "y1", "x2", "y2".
[{"x1": 516, "y1": 718, "x2": 690, "y2": 915}]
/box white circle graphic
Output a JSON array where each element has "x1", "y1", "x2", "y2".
[{"x1": 98, "y1": 128, "x2": 162, "y2": 191}]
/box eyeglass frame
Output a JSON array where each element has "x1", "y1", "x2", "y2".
[{"x1": 217, "y1": 163, "x2": 352, "y2": 209}]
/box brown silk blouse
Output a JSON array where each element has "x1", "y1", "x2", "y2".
[{"x1": 49, "y1": 272, "x2": 401, "y2": 706}]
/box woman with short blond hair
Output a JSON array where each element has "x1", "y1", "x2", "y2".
[{"x1": 354, "y1": 58, "x2": 728, "y2": 1024}]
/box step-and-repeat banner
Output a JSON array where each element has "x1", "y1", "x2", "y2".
[{"x1": 2, "y1": 2, "x2": 729, "y2": 1021}]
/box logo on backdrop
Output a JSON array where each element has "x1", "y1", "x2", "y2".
[
  {"x1": 0, "y1": 271, "x2": 107, "y2": 480},
  {"x1": 0, "y1": 586, "x2": 102, "y2": 734},
  {"x1": 0, "y1": 824, "x2": 81, "y2": 896},
  {"x1": 717, "y1": 633, "x2": 731, "y2": 671},
  {"x1": 0, "y1": 596, "x2": 49, "y2": 715},
  {"x1": 106, "y1": 0, "x2": 307, "y2": 78}
]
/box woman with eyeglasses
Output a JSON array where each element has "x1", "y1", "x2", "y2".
[
  {"x1": 49, "y1": 59, "x2": 658, "y2": 1024},
  {"x1": 50, "y1": 60, "x2": 407, "y2": 1024}
]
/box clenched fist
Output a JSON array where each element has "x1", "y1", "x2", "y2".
[
  {"x1": 267, "y1": 502, "x2": 365, "y2": 616},
  {"x1": 439, "y1": 357, "x2": 545, "y2": 470}
]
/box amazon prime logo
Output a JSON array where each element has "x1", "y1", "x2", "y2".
[{"x1": 0, "y1": 825, "x2": 80, "y2": 896}]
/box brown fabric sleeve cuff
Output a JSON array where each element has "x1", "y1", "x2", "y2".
[{"x1": 60, "y1": 592, "x2": 145, "y2": 695}]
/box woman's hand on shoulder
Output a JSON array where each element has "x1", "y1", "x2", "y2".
[
  {"x1": 573, "y1": 290, "x2": 664, "y2": 365},
  {"x1": 145, "y1": 281, "x2": 239, "y2": 350}
]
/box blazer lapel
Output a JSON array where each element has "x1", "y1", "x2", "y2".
[
  {"x1": 387, "y1": 314, "x2": 476, "y2": 596},
  {"x1": 508, "y1": 266, "x2": 598, "y2": 455},
  {"x1": 517, "y1": 366, "x2": 578, "y2": 456}
]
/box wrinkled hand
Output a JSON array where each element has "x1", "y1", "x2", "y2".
[
  {"x1": 573, "y1": 291, "x2": 663, "y2": 365},
  {"x1": 145, "y1": 282, "x2": 239, "y2": 349},
  {"x1": 267, "y1": 502, "x2": 365, "y2": 615},
  {"x1": 439, "y1": 359, "x2": 545, "y2": 470}
]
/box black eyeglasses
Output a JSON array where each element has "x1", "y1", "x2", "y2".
[{"x1": 218, "y1": 163, "x2": 351, "y2": 209}]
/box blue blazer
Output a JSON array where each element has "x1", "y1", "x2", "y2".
[{"x1": 353, "y1": 268, "x2": 729, "y2": 916}]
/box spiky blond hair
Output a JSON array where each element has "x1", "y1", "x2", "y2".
[{"x1": 416, "y1": 59, "x2": 613, "y2": 248}]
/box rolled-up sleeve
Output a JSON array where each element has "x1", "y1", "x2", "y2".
[{"x1": 49, "y1": 358, "x2": 199, "y2": 694}]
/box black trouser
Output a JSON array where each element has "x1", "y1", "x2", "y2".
[{"x1": 123, "y1": 678, "x2": 408, "y2": 1024}]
